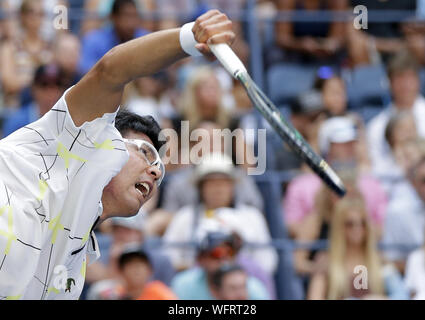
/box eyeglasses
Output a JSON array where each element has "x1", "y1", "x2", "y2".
[
  {"x1": 344, "y1": 220, "x2": 366, "y2": 229},
  {"x1": 123, "y1": 138, "x2": 165, "y2": 187}
]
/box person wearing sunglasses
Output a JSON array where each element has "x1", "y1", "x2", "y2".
[
  {"x1": 383, "y1": 153, "x2": 425, "y2": 274},
  {"x1": 0, "y1": 9, "x2": 235, "y2": 299},
  {"x1": 171, "y1": 231, "x2": 270, "y2": 300},
  {"x1": 308, "y1": 197, "x2": 408, "y2": 300}
]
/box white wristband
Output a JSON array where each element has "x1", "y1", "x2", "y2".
[{"x1": 179, "y1": 22, "x2": 203, "y2": 57}]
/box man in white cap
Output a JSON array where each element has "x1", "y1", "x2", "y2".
[{"x1": 162, "y1": 152, "x2": 277, "y2": 277}]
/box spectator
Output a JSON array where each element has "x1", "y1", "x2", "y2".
[
  {"x1": 179, "y1": 66, "x2": 231, "y2": 133},
  {"x1": 171, "y1": 231, "x2": 270, "y2": 300},
  {"x1": 272, "y1": 0, "x2": 347, "y2": 65},
  {"x1": 211, "y1": 263, "x2": 249, "y2": 300},
  {"x1": 53, "y1": 33, "x2": 82, "y2": 86},
  {"x1": 384, "y1": 111, "x2": 423, "y2": 195},
  {"x1": 307, "y1": 197, "x2": 408, "y2": 300},
  {"x1": 283, "y1": 116, "x2": 387, "y2": 238},
  {"x1": 18, "y1": 32, "x2": 82, "y2": 108},
  {"x1": 314, "y1": 67, "x2": 348, "y2": 117},
  {"x1": 313, "y1": 66, "x2": 371, "y2": 172},
  {"x1": 117, "y1": 246, "x2": 177, "y2": 300},
  {"x1": 382, "y1": 154, "x2": 425, "y2": 274},
  {"x1": 161, "y1": 121, "x2": 264, "y2": 213},
  {"x1": 78, "y1": 0, "x2": 148, "y2": 75},
  {"x1": 0, "y1": 0, "x2": 53, "y2": 109},
  {"x1": 85, "y1": 212, "x2": 175, "y2": 289},
  {"x1": 0, "y1": 0, "x2": 67, "y2": 42},
  {"x1": 404, "y1": 243, "x2": 425, "y2": 299},
  {"x1": 348, "y1": 0, "x2": 417, "y2": 66},
  {"x1": 162, "y1": 152, "x2": 277, "y2": 275},
  {"x1": 88, "y1": 245, "x2": 177, "y2": 300},
  {"x1": 81, "y1": 0, "x2": 168, "y2": 35},
  {"x1": 367, "y1": 50, "x2": 425, "y2": 184},
  {"x1": 122, "y1": 71, "x2": 174, "y2": 125},
  {"x1": 2, "y1": 64, "x2": 69, "y2": 137},
  {"x1": 292, "y1": 170, "x2": 363, "y2": 287}
]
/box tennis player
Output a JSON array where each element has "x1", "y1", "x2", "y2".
[{"x1": 0, "y1": 10, "x2": 235, "y2": 300}]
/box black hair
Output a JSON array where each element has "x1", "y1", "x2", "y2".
[
  {"x1": 211, "y1": 263, "x2": 246, "y2": 288},
  {"x1": 118, "y1": 249, "x2": 151, "y2": 270},
  {"x1": 111, "y1": 0, "x2": 136, "y2": 16},
  {"x1": 115, "y1": 109, "x2": 165, "y2": 152}
]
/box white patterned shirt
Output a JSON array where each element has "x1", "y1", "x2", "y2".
[{"x1": 0, "y1": 88, "x2": 129, "y2": 299}]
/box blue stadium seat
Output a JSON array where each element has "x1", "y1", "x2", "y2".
[
  {"x1": 344, "y1": 64, "x2": 391, "y2": 110},
  {"x1": 267, "y1": 63, "x2": 317, "y2": 105},
  {"x1": 357, "y1": 105, "x2": 386, "y2": 124}
]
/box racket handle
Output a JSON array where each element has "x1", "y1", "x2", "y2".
[{"x1": 209, "y1": 43, "x2": 247, "y2": 79}]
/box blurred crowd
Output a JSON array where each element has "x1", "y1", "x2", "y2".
[{"x1": 1, "y1": 0, "x2": 425, "y2": 300}]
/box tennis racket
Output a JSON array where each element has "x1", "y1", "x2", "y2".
[{"x1": 209, "y1": 43, "x2": 346, "y2": 197}]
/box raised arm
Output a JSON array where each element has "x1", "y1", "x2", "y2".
[{"x1": 66, "y1": 10, "x2": 234, "y2": 127}]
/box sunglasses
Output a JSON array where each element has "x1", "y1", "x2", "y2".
[
  {"x1": 344, "y1": 220, "x2": 366, "y2": 229},
  {"x1": 123, "y1": 138, "x2": 165, "y2": 187},
  {"x1": 22, "y1": 9, "x2": 45, "y2": 17},
  {"x1": 207, "y1": 245, "x2": 236, "y2": 260}
]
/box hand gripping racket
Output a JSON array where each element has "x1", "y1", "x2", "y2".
[{"x1": 209, "y1": 43, "x2": 346, "y2": 197}]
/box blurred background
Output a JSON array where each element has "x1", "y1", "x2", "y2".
[{"x1": 1, "y1": 0, "x2": 425, "y2": 300}]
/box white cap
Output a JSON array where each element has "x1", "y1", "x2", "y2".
[
  {"x1": 194, "y1": 152, "x2": 236, "y2": 182},
  {"x1": 318, "y1": 116, "x2": 358, "y2": 155}
]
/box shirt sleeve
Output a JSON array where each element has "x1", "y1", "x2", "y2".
[{"x1": 247, "y1": 276, "x2": 270, "y2": 300}]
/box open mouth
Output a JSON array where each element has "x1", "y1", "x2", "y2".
[{"x1": 135, "y1": 182, "x2": 151, "y2": 198}]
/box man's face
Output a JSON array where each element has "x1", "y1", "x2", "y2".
[
  {"x1": 198, "y1": 244, "x2": 236, "y2": 275},
  {"x1": 217, "y1": 271, "x2": 248, "y2": 300},
  {"x1": 200, "y1": 174, "x2": 235, "y2": 210},
  {"x1": 102, "y1": 131, "x2": 162, "y2": 218},
  {"x1": 327, "y1": 141, "x2": 357, "y2": 163},
  {"x1": 121, "y1": 257, "x2": 152, "y2": 290},
  {"x1": 390, "y1": 70, "x2": 420, "y2": 109},
  {"x1": 33, "y1": 83, "x2": 65, "y2": 116},
  {"x1": 112, "y1": 3, "x2": 140, "y2": 42}
]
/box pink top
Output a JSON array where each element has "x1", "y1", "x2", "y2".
[{"x1": 283, "y1": 173, "x2": 388, "y2": 226}]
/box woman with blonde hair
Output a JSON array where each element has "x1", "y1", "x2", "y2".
[
  {"x1": 179, "y1": 66, "x2": 230, "y2": 133},
  {"x1": 308, "y1": 197, "x2": 408, "y2": 300}
]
